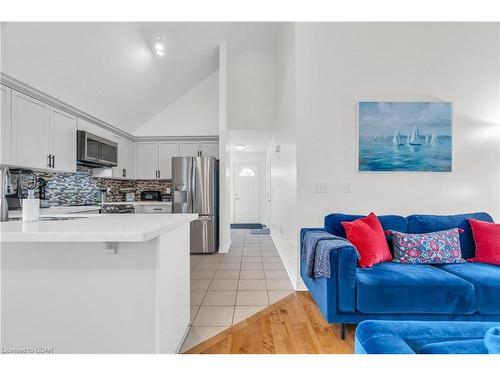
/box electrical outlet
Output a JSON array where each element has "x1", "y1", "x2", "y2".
[
  {"x1": 313, "y1": 183, "x2": 328, "y2": 194},
  {"x1": 279, "y1": 225, "x2": 284, "y2": 234}
]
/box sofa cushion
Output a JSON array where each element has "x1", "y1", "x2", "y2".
[
  {"x1": 390, "y1": 229, "x2": 465, "y2": 264},
  {"x1": 468, "y1": 219, "x2": 500, "y2": 265},
  {"x1": 419, "y1": 339, "x2": 488, "y2": 354},
  {"x1": 438, "y1": 263, "x2": 500, "y2": 314},
  {"x1": 484, "y1": 327, "x2": 500, "y2": 354},
  {"x1": 356, "y1": 262, "x2": 476, "y2": 314},
  {"x1": 406, "y1": 212, "x2": 493, "y2": 259},
  {"x1": 325, "y1": 213, "x2": 408, "y2": 237},
  {"x1": 342, "y1": 213, "x2": 392, "y2": 268}
]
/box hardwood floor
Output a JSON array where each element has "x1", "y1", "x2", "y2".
[{"x1": 184, "y1": 291, "x2": 355, "y2": 354}]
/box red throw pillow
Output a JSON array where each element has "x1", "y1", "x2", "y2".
[
  {"x1": 468, "y1": 219, "x2": 500, "y2": 265},
  {"x1": 342, "y1": 212, "x2": 392, "y2": 268}
]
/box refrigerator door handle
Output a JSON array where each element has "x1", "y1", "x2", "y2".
[{"x1": 190, "y1": 159, "x2": 196, "y2": 213}]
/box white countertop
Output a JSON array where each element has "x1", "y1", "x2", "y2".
[
  {"x1": 104, "y1": 201, "x2": 172, "y2": 206},
  {"x1": 0, "y1": 213, "x2": 198, "y2": 243},
  {"x1": 8, "y1": 205, "x2": 102, "y2": 218}
]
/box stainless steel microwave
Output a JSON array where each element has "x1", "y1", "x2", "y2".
[{"x1": 77, "y1": 130, "x2": 118, "y2": 167}]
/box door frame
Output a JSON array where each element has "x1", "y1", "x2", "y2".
[{"x1": 233, "y1": 163, "x2": 260, "y2": 224}]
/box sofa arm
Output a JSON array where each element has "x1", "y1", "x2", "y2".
[
  {"x1": 333, "y1": 245, "x2": 358, "y2": 312},
  {"x1": 300, "y1": 228, "x2": 358, "y2": 316}
]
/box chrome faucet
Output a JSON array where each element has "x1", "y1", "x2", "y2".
[{"x1": 1, "y1": 166, "x2": 11, "y2": 222}]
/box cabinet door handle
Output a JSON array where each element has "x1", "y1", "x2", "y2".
[
  {"x1": 122, "y1": 168, "x2": 126, "y2": 178},
  {"x1": 158, "y1": 170, "x2": 161, "y2": 179},
  {"x1": 52, "y1": 155, "x2": 55, "y2": 169},
  {"x1": 47, "y1": 154, "x2": 52, "y2": 168}
]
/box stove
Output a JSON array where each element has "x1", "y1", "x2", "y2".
[{"x1": 100, "y1": 204, "x2": 135, "y2": 214}]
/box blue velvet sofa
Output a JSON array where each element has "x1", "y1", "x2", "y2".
[
  {"x1": 355, "y1": 320, "x2": 500, "y2": 354},
  {"x1": 300, "y1": 212, "x2": 500, "y2": 338}
]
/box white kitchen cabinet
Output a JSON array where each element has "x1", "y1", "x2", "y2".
[
  {"x1": 112, "y1": 135, "x2": 134, "y2": 178},
  {"x1": 179, "y1": 141, "x2": 200, "y2": 156},
  {"x1": 0, "y1": 84, "x2": 12, "y2": 164},
  {"x1": 124, "y1": 139, "x2": 134, "y2": 178},
  {"x1": 50, "y1": 107, "x2": 77, "y2": 172},
  {"x1": 136, "y1": 141, "x2": 179, "y2": 180},
  {"x1": 158, "y1": 142, "x2": 179, "y2": 179},
  {"x1": 200, "y1": 141, "x2": 219, "y2": 158},
  {"x1": 9, "y1": 90, "x2": 76, "y2": 172},
  {"x1": 140, "y1": 205, "x2": 172, "y2": 214},
  {"x1": 11, "y1": 90, "x2": 51, "y2": 170},
  {"x1": 136, "y1": 141, "x2": 158, "y2": 179}
]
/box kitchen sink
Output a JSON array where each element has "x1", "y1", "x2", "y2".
[{"x1": 7, "y1": 216, "x2": 87, "y2": 222}]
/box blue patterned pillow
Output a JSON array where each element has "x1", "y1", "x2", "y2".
[{"x1": 388, "y1": 229, "x2": 466, "y2": 264}]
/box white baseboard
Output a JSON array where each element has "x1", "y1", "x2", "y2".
[{"x1": 269, "y1": 229, "x2": 299, "y2": 291}]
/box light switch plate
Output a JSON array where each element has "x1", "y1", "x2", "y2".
[
  {"x1": 340, "y1": 183, "x2": 352, "y2": 193},
  {"x1": 313, "y1": 183, "x2": 328, "y2": 194}
]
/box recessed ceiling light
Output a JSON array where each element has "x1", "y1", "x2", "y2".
[
  {"x1": 235, "y1": 145, "x2": 246, "y2": 151},
  {"x1": 154, "y1": 35, "x2": 166, "y2": 56}
]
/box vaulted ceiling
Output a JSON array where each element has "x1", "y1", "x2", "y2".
[{"x1": 1, "y1": 22, "x2": 279, "y2": 133}]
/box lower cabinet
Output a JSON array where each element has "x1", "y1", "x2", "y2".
[{"x1": 135, "y1": 205, "x2": 172, "y2": 214}]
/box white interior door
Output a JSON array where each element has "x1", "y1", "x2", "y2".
[{"x1": 234, "y1": 164, "x2": 260, "y2": 223}]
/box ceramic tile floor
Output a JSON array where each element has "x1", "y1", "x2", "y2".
[{"x1": 181, "y1": 229, "x2": 294, "y2": 352}]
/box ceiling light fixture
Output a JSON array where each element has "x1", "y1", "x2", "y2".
[
  {"x1": 154, "y1": 35, "x2": 165, "y2": 56},
  {"x1": 235, "y1": 145, "x2": 246, "y2": 151}
]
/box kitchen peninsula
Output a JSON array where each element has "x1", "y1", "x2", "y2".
[{"x1": 0, "y1": 213, "x2": 197, "y2": 353}]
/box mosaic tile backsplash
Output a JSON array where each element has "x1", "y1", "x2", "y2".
[{"x1": 16, "y1": 166, "x2": 171, "y2": 206}]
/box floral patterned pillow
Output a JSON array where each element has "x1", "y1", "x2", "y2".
[{"x1": 387, "y1": 229, "x2": 466, "y2": 264}]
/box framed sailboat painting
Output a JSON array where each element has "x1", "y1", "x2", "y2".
[{"x1": 358, "y1": 101, "x2": 452, "y2": 172}]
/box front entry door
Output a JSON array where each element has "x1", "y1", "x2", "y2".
[{"x1": 234, "y1": 164, "x2": 260, "y2": 223}]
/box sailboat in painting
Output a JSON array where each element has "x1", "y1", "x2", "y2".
[
  {"x1": 392, "y1": 129, "x2": 403, "y2": 146},
  {"x1": 408, "y1": 126, "x2": 421, "y2": 145},
  {"x1": 430, "y1": 131, "x2": 440, "y2": 144}
]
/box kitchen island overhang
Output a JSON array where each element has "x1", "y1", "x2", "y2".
[{"x1": 0, "y1": 213, "x2": 198, "y2": 354}]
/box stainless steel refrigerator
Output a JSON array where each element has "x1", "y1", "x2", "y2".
[{"x1": 172, "y1": 156, "x2": 219, "y2": 253}]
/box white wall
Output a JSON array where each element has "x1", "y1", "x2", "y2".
[
  {"x1": 268, "y1": 23, "x2": 299, "y2": 288},
  {"x1": 218, "y1": 43, "x2": 232, "y2": 253},
  {"x1": 230, "y1": 151, "x2": 268, "y2": 225},
  {"x1": 227, "y1": 51, "x2": 275, "y2": 130},
  {"x1": 133, "y1": 72, "x2": 219, "y2": 137},
  {"x1": 289, "y1": 23, "x2": 500, "y2": 288}
]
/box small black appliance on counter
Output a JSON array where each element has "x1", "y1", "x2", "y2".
[{"x1": 140, "y1": 191, "x2": 162, "y2": 201}]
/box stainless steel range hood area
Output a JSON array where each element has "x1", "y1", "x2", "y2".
[{"x1": 77, "y1": 130, "x2": 118, "y2": 168}]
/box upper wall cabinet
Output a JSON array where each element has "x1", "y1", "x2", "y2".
[
  {"x1": 179, "y1": 141, "x2": 200, "y2": 157},
  {"x1": 8, "y1": 89, "x2": 76, "y2": 172},
  {"x1": 112, "y1": 135, "x2": 134, "y2": 178},
  {"x1": 136, "y1": 141, "x2": 179, "y2": 179},
  {"x1": 136, "y1": 142, "x2": 159, "y2": 179},
  {"x1": 158, "y1": 142, "x2": 179, "y2": 179},
  {"x1": 50, "y1": 107, "x2": 77, "y2": 173},
  {"x1": 11, "y1": 91, "x2": 51, "y2": 170},
  {"x1": 178, "y1": 140, "x2": 219, "y2": 158},
  {"x1": 200, "y1": 141, "x2": 219, "y2": 158},
  {"x1": 0, "y1": 84, "x2": 12, "y2": 164}
]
